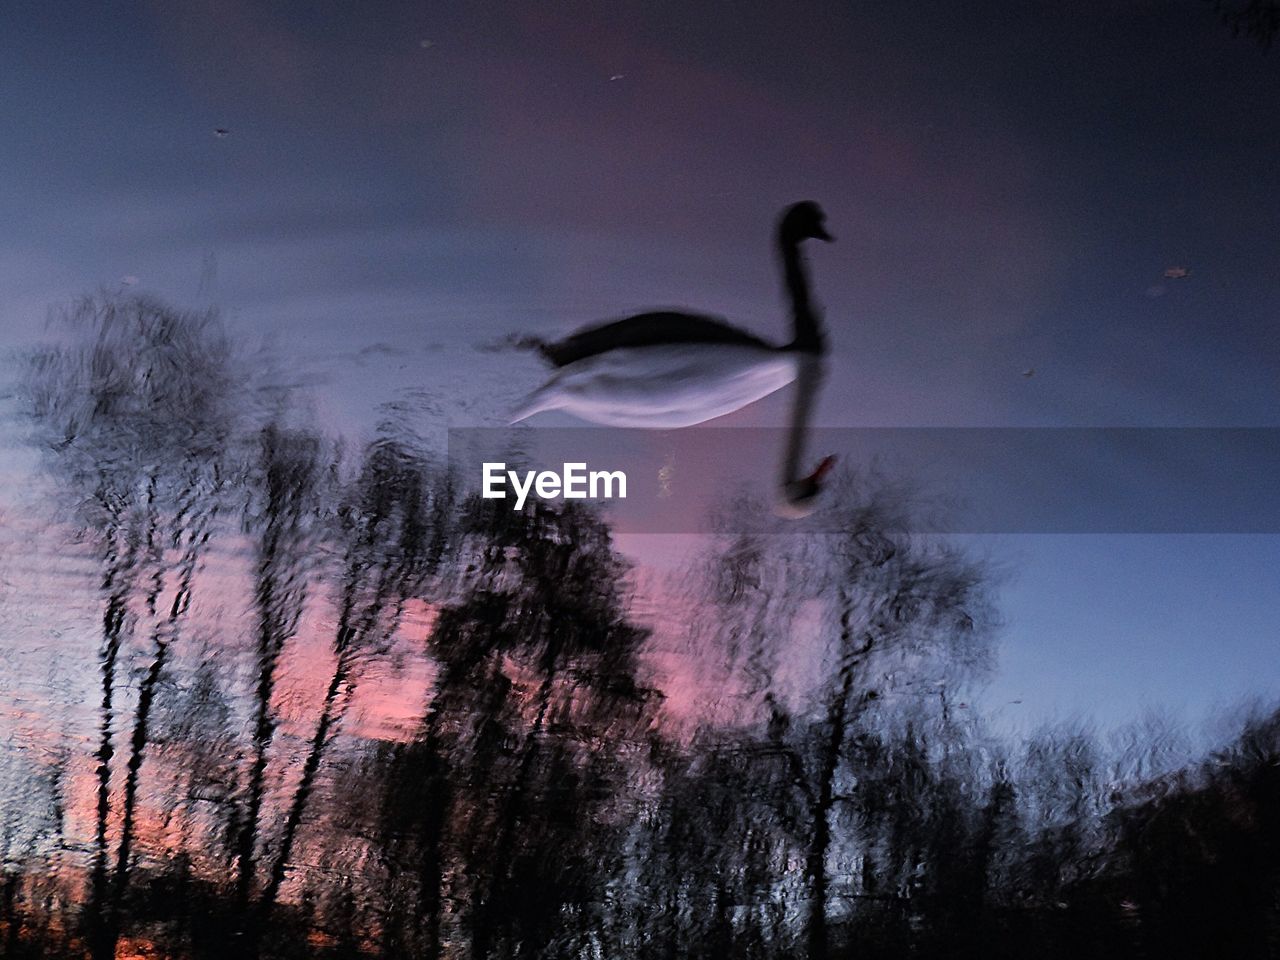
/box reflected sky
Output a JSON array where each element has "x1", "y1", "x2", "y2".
[{"x1": 2, "y1": 0, "x2": 1278, "y2": 734}]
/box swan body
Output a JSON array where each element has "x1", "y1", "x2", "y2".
[
  {"x1": 512, "y1": 342, "x2": 800, "y2": 428},
  {"x1": 514, "y1": 201, "x2": 836, "y2": 515}
]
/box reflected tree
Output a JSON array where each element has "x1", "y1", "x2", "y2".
[
  {"x1": 26, "y1": 294, "x2": 243, "y2": 960},
  {"x1": 12, "y1": 294, "x2": 1280, "y2": 960}
]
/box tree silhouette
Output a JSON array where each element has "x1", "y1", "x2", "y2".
[
  {"x1": 255, "y1": 435, "x2": 437, "y2": 952},
  {"x1": 1207, "y1": 0, "x2": 1280, "y2": 50},
  {"x1": 25, "y1": 294, "x2": 242, "y2": 960},
  {"x1": 233, "y1": 423, "x2": 325, "y2": 952},
  {"x1": 12, "y1": 293, "x2": 1280, "y2": 960}
]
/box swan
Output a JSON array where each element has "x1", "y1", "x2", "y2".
[{"x1": 514, "y1": 201, "x2": 837, "y2": 516}]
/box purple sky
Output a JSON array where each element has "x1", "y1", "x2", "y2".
[{"x1": 2, "y1": 0, "x2": 1278, "y2": 737}]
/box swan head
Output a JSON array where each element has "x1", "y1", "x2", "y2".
[
  {"x1": 779, "y1": 201, "x2": 834, "y2": 244},
  {"x1": 776, "y1": 455, "x2": 837, "y2": 519}
]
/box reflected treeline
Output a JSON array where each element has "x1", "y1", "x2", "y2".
[{"x1": 3, "y1": 295, "x2": 1279, "y2": 959}]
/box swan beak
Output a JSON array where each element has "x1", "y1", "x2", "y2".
[
  {"x1": 814, "y1": 225, "x2": 834, "y2": 242},
  {"x1": 812, "y1": 454, "x2": 837, "y2": 479}
]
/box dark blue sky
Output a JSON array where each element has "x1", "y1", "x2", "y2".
[{"x1": 2, "y1": 0, "x2": 1278, "y2": 735}]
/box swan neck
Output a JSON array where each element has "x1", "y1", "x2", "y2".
[
  {"x1": 781, "y1": 353, "x2": 823, "y2": 488},
  {"x1": 780, "y1": 238, "x2": 824, "y2": 353}
]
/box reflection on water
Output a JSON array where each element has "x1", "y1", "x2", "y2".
[{"x1": 1, "y1": 296, "x2": 1278, "y2": 959}]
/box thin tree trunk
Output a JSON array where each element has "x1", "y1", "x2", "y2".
[
  {"x1": 234, "y1": 429, "x2": 317, "y2": 957},
  {"x1": 89, "y1": 518, "x2": 139, "y2": 960},
  {"x1": 235, "y1": 520, "x2": 308, "y2": 911},
  {"x1": 113, "y1": 492, "x2": 211, "y2": 926},
  {"x1": 805, "y1": 667, "x2": 852, "y2": 960},
  {"x1": 415, "y1": 723, "x2": 449, "y2": 960},
  {"x1": 2, "y1": 871, "x2": 20, "y2": 957},
  {"x1": 260, "y1": 581, "x2": 401, "y2": 919},
  {"x1": 260, "y1": 646, "x2": 353, "y2": 910},
  {"x1": 471, "y1": 644, "x2": 559, "y2": 960},
  {"x1": 805, "y1": 595, "x2": 877, "y2": 960}
]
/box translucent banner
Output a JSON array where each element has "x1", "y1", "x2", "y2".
[{"x1": 447, "y1": 427, "x2": 1280, "y2": 534}]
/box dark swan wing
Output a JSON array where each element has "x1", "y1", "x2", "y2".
[{"x1": 539, "y1": 311, "x2": 774, "y2": 367}]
